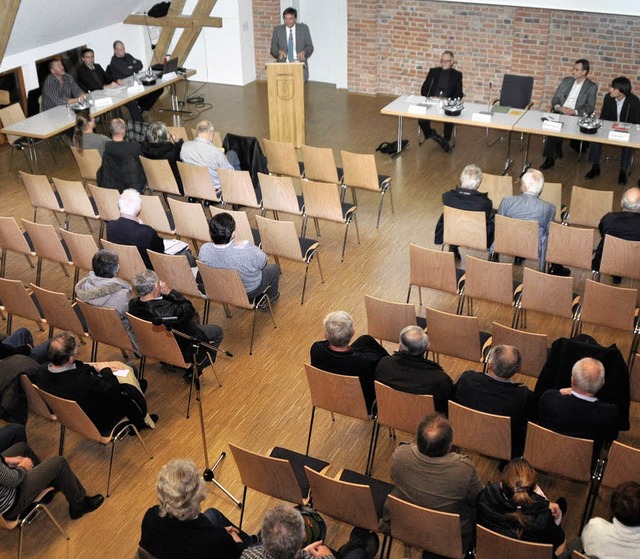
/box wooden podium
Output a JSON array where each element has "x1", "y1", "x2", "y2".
[{"x1": 266, "y1": 62, "x2": 305, "y2": 147}]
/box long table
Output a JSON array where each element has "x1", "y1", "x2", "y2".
[{"x1": 1, "y1": 70, "x2": 195, "y2": 171}]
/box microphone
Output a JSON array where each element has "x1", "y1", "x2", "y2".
[
  {"x1": 151, "y1": 316, "x2": 180, "y2": 326},
  {"x1": 623, "y1": 103, "x2": 630, "y2": 125},
  {"x1": 424, "y1": 75, "x2": 434, "y2": 100}
]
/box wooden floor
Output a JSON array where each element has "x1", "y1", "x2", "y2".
[{"x1": 0, "y1": 80, "x2": 638, "y2": 558}]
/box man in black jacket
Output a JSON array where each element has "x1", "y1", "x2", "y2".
[
  {"x1": 110, "y1": 40, "x2": 162, "y2": 112},
  {"x1": 584, "y1": 77, "x2": 640, "y2": 185},
  {"x1": 98, "y1": 119, "x2": 146, "y2": 192},
  {"x1": 418, "y1": 50, "x2": 463, "y2": 153}
]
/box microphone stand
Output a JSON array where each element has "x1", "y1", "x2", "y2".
[{"x1": 166, "y1": 325, "x2": 241, "y2": 507}]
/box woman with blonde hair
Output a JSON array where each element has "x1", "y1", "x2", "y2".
[
  {"x1": 477, "y1": 457, "x2": 566, "y2": 553},
  {"x1": 140, "y1": 459, "x2": 254, "y2": 559}
]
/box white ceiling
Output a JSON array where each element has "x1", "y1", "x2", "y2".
[{"x1": 5, "y1": 0, "x2": 147, "y2": 56}]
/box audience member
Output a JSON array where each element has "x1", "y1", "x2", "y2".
[
  {"x1": 477, "y1": 457, "x2": 566, "y2": 552},
  {"x1": 31, "y1": 332, "x2": 156, "y2": 433},
  {"x1": 140, "y1": 459, "x2": 254, "y2": 559},
  {"x1": 455, "y1": 345, "x2": 531, "y2": 456},
  {"x1": 97, "y1": 118, "x2": 146, "y2": 192},
  {"x1": 180, "y1": 120, "x2": 240, "y2": 193},
  {"x1": 0, "y1": 422, "x2": 103, "y2": 520},
  {"x1": 375, "y1": 325, "x2": 453, "y2": 414},
  {"x1": 1, "y1": 327, "x2": 50, "y2": 364},
  {"x1": 380, "y1": 414, "x2": 482, "y2": 556},
  {"x1": 41, "y1": 59, "x2": 86, "y2": 111},
  {"x1": 434, "y1": 163, "x2": 494, "y2": 258},
  {"x1": 72, "y1": 110, "x2": 110, "y2": 157},
  {"x1": 310, "y1": 311, "x2": 388, "y2": 413},
  {"x1": 141, "y1": 122, "x2": 184, "y2": 193},
  {"x1": 198, "y1": 213, "x2": 280, "y2": 301},
  {"x1": 0, "y1": 355, "x2": 41, "y2": 424}
]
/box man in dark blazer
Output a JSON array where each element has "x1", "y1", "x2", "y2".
[
  {"x1": 375, "y1": 326, "x2": 454, "y2": 414},
  {"x1": 418, "y1": 50, "x2": 464, "y2": 153},
  {"x1": 455, "y1": 345, "x2": 532, "y2": 456},
  {"x1": 270, "y1": 7, "x2": 314, "y2": 82},
  {"x1": 584, "y1": 77, "x2": 640, "y2": 185},
  {"x1": 97, "y1": 118, "x2": 146, "y2": 193},
  {"x1": 537, "y1": 357, "x2": 619, "y2": 459},
  {"x1": 540, "y1": 59, "x2": 598, "y2": 169}
]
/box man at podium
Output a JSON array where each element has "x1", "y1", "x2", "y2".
[{"x1": 270, "y1": 7, "x2": 314, "y2": 82}]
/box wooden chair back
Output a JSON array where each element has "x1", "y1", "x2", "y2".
[
  {"x1": 177, "y1": 161, "x2": 221, "y2": 204},
  {"x1": 0, "y1": 278, "x2": 44, "y2": 327},
  {"x1": 491, "y1": 322, "x2": 548, "y2": 379},
  {"x1": 167, "y1": 198, "x2": 211, "y2": 244},
  {"x1": 600, "y1": 235, "x2": 640, "y2": 280},
  {"x1": 304, "y1": 364, "x2": 370, "y2": 421},
  {"x1": 302, "y1": 145, "x2": 339, "y2": 184},
  {"x1": 189, "y1": 129, "x2": 222, "y2": 148},
  {"x1": 570, "y1": 552, "x2": 590, "y2": 559},
  {"x1": 256, "y1": 215, "x2": 305, "y2": 262},
  {"x1": 443, "y1": 206, "x2": 487, "y2": 251},
  {"x1": 601, "y1": 441, "x2": 640, "y2": 490},
  {"x1": 479, "y1": 173, "x2": 513, "y2": 210},
  {"x1": 523, "y1": 422, "x2": 593, "y2": 482},
  {"x1": 52, "y1": 177, "x2": 99, "y2": 220},
  {"x1": 139, "y1": 194, "x2": 175, "y2": 235},
  {"x1": 258, "y1": 172, "x2": 303, "y2": 216},
  {"x1": 341, "y1": 150, "x2": 380, "y2": 192},
  {"x1": 449, "y1": 401, "x2": 512, "y2": 461},
  {"x1": 228, "y1": 443, "x2": 305, "y2": 504},
  {"x1": 304, "y1": 467, "x2": 379, "y2": 532},
  {"x1": 19, "y1": 171, "x2": 64, "y2": 216},
  {"x1": 520, "y1": 267, "x2": 576, "y2": 319},
  {"x1": 88, "y1": 184, "x2": 120, "y2": 222},
  {"x1": 218, "y1": 168, "x2": 261, "y2": 209},
  {"x1": 364, "y1": 294, "x2": 416, "y2": 344},
  {"x1": 0, "y1": 216, "x2": 34, "y2": 257},
  {"x1": 494, "y1": 214, "x2": 539, "y2": 261},
  {"x1": 166, "y1": 126, "x2": 190, "y2": 142},
  {"x1": 147, "y1": 251, "x2": 203, "y2": 299},
  {"x1": 631, "y1": 354, "x2": 640, "y2": 403},
  {"x1": 21, "y1": 220, "x2": 70, "y2": 266},
  {"x1": 196, "y1": 263, "x2": 252, "y2": 310},
  {"x1": 140, "y1": 156, "x2": 181, "y2": 196},
  {"x1": 20, "y1": 375, "x2": 56, "y2": 422},
  {"x1": 101, "y1": 240, "x2": 147, "y2": 282},
  {"x1": 387, "y1": 495, "x2": 463, "y2": 559},
  {"x1": 566, "y1": 185, "x2": 613, "y2": 228},
  {"x1": 539, "y1": 182, "x2": 563, "y2": 222},
  {"x1": 425, "y1": 307, "x2": 484, "y2": 362},
  {"x1": 209, "y1": 206, "x2": 255, "y2": 244},
  {"x1": 0, "y1": 103, "x2": 27, "y2": 145},
  {"x1": 75, "y1": 300, "x2": 136, "y2": 355},
  {"x1": 30, "y1": 284, "x2": 86, "y2": 337},
  {"x1": 464, "y1": 255, "x2": 515, "y2": 307},
  {"x1": 302, "y1": 180, "x2": 346, "y2": 223},
  {"x1": 263, "y1": 138, "x2": 302, "y2": 178},
  {"x1": 546, "y1": 221, "x2": 594, "y2": 271},
  {"x1": 408, "y1": 243, "x2": 459, "y2": 296},
  {"x1": 70, "y1": 146, "x2": 101, "y2": 183},
  {"x1": 580, "y1": 279, "x2": 638, "y2": 332},
  {"x1": 374, "y1": 381, "x2": 435, "y2": 435},
  {"x1": 59, "y1": 229, "x2": 99, "y2": 274},
  {"x1": 475, "y1": 524, "x2": 553, "y2": 559},
  {"x1": 126, "y1": 313, "x2": 189, "y2": 368}
]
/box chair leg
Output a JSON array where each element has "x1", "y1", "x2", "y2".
[
  {"x1": 301, "y1": 264, "x2": 310, "y2": 305},
  {"x1": 239, "y1": 485, "x2": 248, "y2": 529},
  {"x1": 90, "y1": 339, "x2": 98, "y2": 361},
  {"x1": 376, "y1": 193, "x2": 385, "y2": 228},
  {"x1": 301, "y1": 215, "x2": 308, "y2": 237},
  {"x1": 249, "y1": 308, "x2": 258, "y2": 355},
  {"x1": 35, "y1": 257, "x2": 42, "y2": 286},
  {"x1": 341, "y1": 221, "x2": 351, "y2": 263},
  {"x1": 354, "y1": 214, "x2": 360, "y2": 243},
  {"x1": 139, "y1": 355, "x2": 147, "y2": 381},
  {"x1": 315, "y1": 253, "x2": 324, "y2": 283},
  {"x1": 366, "y1": 422, "x2": 381, "y2": 475},
  {"x1": 306, "y1": 406, "x2": 317, "y2": 455},
  {"x1": 58, "y1": 425, "x2": 66, "y2": 456},
  {"x1": 83, "y1": 216, "x2": 94, "y2": 233}
]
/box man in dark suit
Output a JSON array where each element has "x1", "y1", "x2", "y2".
[
  {"x1": 434, "y1": 163, "x2": 494, "y2": 258},
  {"x1": 270, "y1": 7, "x2": 314, "y2": 82},
  {"x1": 418, "y1": 50, "x2": 464, "y2": 153},
  {"x1": 375, "y1": 326, "x2": 454, "y2": 414},
  {"x1": 584, "y1": 77, "x2": 640, "y2": 185},
  {"x1": 537, "y1": 357, "x2": 619, "y2": 458},
  {"x1": 98, "y1": 118, "x2": 146, "y2": 193},
  {"x1": 455, "y1": 345, "x2": 532, "y2": 456},
  {"x1": 540, "y1": 59, "x2": 598, "y2": 170}
]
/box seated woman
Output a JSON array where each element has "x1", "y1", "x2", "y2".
[
  {"x1": 477, "y1": 457, "x2": 566, "y2": 554},
  {"x1": 141, "y1": 121, "x2": 184, "y2": 194},
  {"x1": 72, "y1": 110, "x2": 110, "y2": 157},
  {"x1": 140, "y1": 459, "x2": 254, "y2": 559}
]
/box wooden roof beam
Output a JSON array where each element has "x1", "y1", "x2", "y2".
[{"x1": 123, "y1": 14, "x2": 222, "y2": 29}]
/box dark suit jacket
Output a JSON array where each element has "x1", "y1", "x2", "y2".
[
  {"x1": 270, "y1": 23, "x2": 313, "y2": 81},
  {"x1": 421, "y1": 67, "x2": 463, "y2": 99},
  {"x1": 599, "y1": 91, "x2": 640, "y2": 124},
  {"x1": 97, "y1": 140, "x2": 146, "y2": 193},
  {"x1": 106, "y1": 217, "x2": 164, "y2": 270},
  {"x1": 434, "y1": 188, "x2": 494, "y2": 245},
  {"x1": 109, "y1": 53, "x2": 143, "y2": 80},
  {"x1": 375, "y1": 352, "x2": 454, "y2": 414},
  {"x1": 593, "y1": 211, "x2": 640, "y2": 270},
  {"x1": 76, "y1": 63, "x2": 111, "y2": 92},
  {"x1": 551, "y1": 77, "x2": 598, "y2": 116}
]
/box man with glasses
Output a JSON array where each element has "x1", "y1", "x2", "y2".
[{"x1": 418, "y1": 50, "x2": 463, "y2": 153}]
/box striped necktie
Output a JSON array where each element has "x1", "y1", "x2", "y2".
[{"x1": 287, "y1": 29, "x2": 294, "y2": 61}]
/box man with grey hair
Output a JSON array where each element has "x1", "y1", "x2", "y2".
[
  {"x1": 496, "y1": 169, "x2": 555, "y2": 268},
  {"x1": 592, "y1": 186, "x2": 640, "y2": 279},
  {"x1": 375, "y1": 325, "x2": 453, "y2": 414},
  {"x1": 97, "y1": 118, "x2": 146, "y2": 192},
  {"x1": 455, "y1": 345, "x2": 532, "y2": 456},
  {"x1": 180, "y1": 119, "x2": 240, "y2": 192},
  {"x1": 538, "y1": 357, "x2": 619, "y2": 457},
  {"x1": 434, "y1": 164, "x2": 494, "y2": 259},
  {"x1": 310, "y1": 311, "x2": 388, "y2": 413},
  {"x1": 128, "y1": 270, "x2": 223, "y2": 376}
]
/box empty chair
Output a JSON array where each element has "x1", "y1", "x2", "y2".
[
  {"x1": 139, "y1": 194, "x2": 175, "y2": 236},
  {"x1": 459, "y1": 256, "x2": 516, "y2": 316},
  {"x1": 493, "y1": 213, "x2": 539, "y2": 267},
  {"x1": 442, "y1": 206, "x2": 488, "y2": 254},
  {"x1": 0, "y1": 278, "x2": 45, "y2": 334},
  {"x1": 255, "y1": 215, "x2": 323, "y2": 304},
  {"x1": 364, "y1": 295, "x2": 416, "y2": 345},
  {"x1": 479, "y1": 173, "x2": 513, "y2": 210},
  {"x1": 546, "y1": 221, "x2": 595, "y2": 273},
  {"x1": 30, "y1": 284, "x2": 88, "y2": 340},
  {"x1": 88, "y1": 183, "x2": 120, "y2": 238},
  {"x1": 218, "y1": 168, "x2": 262, "y2": 210},
  {"x1": 177, "y1": 161, "x2": 221, "y2": 206},
  {"x1": 20, "y1": 220, "x2": 71, "y2": 288},
  {"x1": 0, "y1": 216, "x2": 35, "y2": 277},
  {"x1": 70, "y1": 146, "x2": 101, "y2": 186},
  {"x1": 19, "y1": 171, "x2": 64, "y2": 225},
  {"x1": 598, "y1": 235, "x2": 640, "y2": 282},
  {"x1": 475, "y1": 524, "x2": 553, "y2": 559},
  {"x1": 258, "y1": 172, "x2": 304, "y2": 220},
  {"x1": 59, "y1": 229, "x2": 99, "y2": 288},
  {"x1": 101, "y1": 240, "x2": 147, "y2": 283},
  {"x1": 51, "y1": 177, "x2": 100, "y2": 232},
  {"x1": 301, "y1": 144, "x2": 341, "y2": 184},
  {"x1": 406, "y1": 244, "x2": 462, "y2": 309},
  {"x1": 564, "y1": 186, "x2": 613, "y2": 229},
  {"x1": 301, "y1": 180, "x2": 359, "y2": 262},
  {"x1": 491, "y1": 322, "x2": 548, "y2": 379},
  {"x1": 340, "y1": 150, "x2": 393, "y2": 227},
  {"x1": 140, "y1": 156, "x2": 181, "y2": 200},
  {"x1": 263, "y1": 138, "x2": 303, "y2": 178},
  {"x1": 539, "y1": 182, "x2": 563, "y2": 222}
]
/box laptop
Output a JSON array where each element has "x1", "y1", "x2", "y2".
[{"x1": 151, "y1": 57, "x2": 179, "y2": 77}]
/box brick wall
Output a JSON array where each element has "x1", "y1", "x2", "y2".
[{"x1": 253, "y1": 1, "x2": 640, "y2": 112}]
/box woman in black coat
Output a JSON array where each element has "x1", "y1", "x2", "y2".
[{"x1": 141, "y1": 121, "x2": 184, "y2": 194}]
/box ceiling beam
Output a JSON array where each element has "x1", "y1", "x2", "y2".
[
  {"x1": 0, "y1": 0, "x2": 21, "y2": 66},
  {"x1": 123, "y1": 14, "x2": 222, "y2": 29}
]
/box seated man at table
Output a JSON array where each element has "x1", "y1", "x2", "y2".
[
  {"x1": 41, "y1": 59, "x2": 87, "y2": 111},
  {"x1": 584, "y1": 77, "x2": 640, "y2": 186},
  {"x1": 97, "y1": 118, "x2": 146, "y2": 192}
]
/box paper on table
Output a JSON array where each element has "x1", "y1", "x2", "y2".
[
  {"x1": 113, "y1": 369, "x2": 129, "y2": 377},
  {"x1": 406, "y1": 95, "x2": 426, "y2": 104},
  {"x1": 408, "y1": 105, "x2": 428, "y2": 115}
]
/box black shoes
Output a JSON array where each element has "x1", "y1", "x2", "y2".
[
  {"x1": 540, "y1": 157, "x2": 555, "y2": 170},
  {"x1": 549, "y1": 264, "x2": 571, "y2": 276},
  {"x1": 618, "y1": 170, "x2": 628, "y2": 185},
  {"x1": 432, "y1": 131, "x2": 452, "y2": 153},
  {"x1": 138, "y1": 379, "x2": 148, "y2": 394},
  {"x1": 69, "y1": 494, "x2": 104, "y2": 520},
  {"x1": 449, "y1": 247, "x2": 461, "y2": 261},
  {"x1": 585, "y1": 165, "x2": 600, "y2": 179}
]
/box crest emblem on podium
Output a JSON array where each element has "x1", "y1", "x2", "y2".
[{"x1": 277, "y1": 78, "x2": 295, "y2": 100}]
